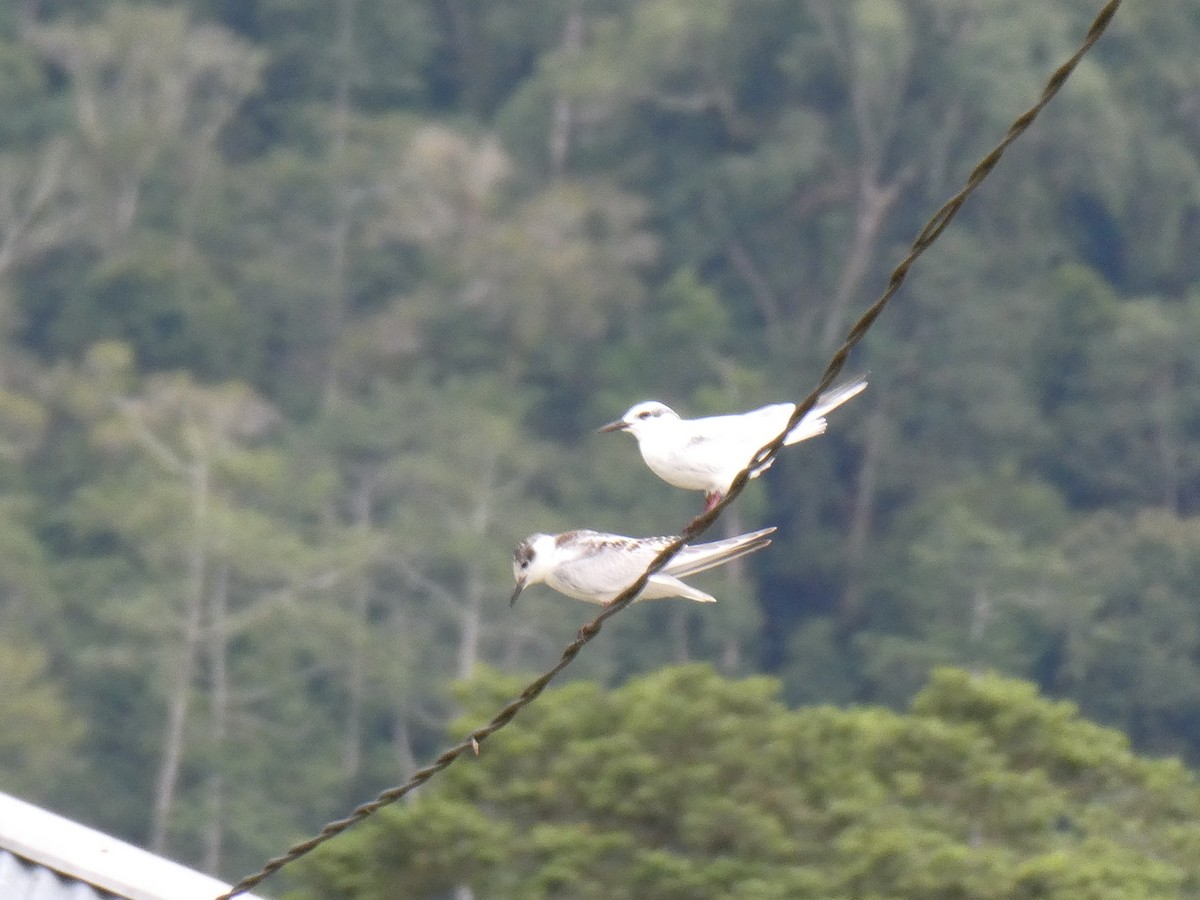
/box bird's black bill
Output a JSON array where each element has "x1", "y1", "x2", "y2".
[
  {"x1": 597, "y1": 419, "x2": 628, "y2": 433},
  {"x1": 510, "y1": 579, "x2": 526, "y2": 606}
]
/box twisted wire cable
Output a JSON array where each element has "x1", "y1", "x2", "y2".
[{"x1": 218, "y1": 3, "x2": 1121, "y2": 895}]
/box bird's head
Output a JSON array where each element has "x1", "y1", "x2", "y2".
[
  {"x1": 510, "y1": 533, "x2": 557, "y2": 605},
  {"x1": 597, "y1": 401, "x2": 679, "y2": 437}
]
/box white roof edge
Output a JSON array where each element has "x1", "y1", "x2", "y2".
[{"x1": 0, "y1": 791, "x2": 269, "y2": 900}]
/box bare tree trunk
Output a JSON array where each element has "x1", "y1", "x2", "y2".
[
  {"x1": 343, "y1": 474, "x2": 375, "y2": 778},
  {"x1": 809, "y1": 0, "x2": 914, "y2": 352},
  {"x1": 393, "y1": 711, "x2": 419, "y2": 780},
  {"x1": 1152, "y1": 367, "x2": 1181, "y2": 513},
  {"x1": 969, "y1": 585, "x2": 990, "y2": 676},
  {"x1": 549, "y1": 6, "x2": 584, "y2": 177},
  {"x1": 669, "y1": 605, "x2": 692, "y2": 663},
  {"x1": 0, "y1": 141, "x2": 76, "y2": 278},
  {"x1": 150, "y1": 454, "x2": 208, "y2": 852},
  {"x1": 323, "y1": 0, "x2": 370, "y2": 776},
  {"x1": 18, "y1": 0, "x2": 41, "y2": 33},
  {"x1": 839, "y1": 399, "x2": 887, "y2": 627},
  {"x1": 818, "y1": 169, "x2": 911, "y2": 350},
  {"x1": 724, "y1": 234, "x2": 783, "y2": 334},
  {"x1": 457, "y1": 565, "x2": 484, "y2": 680},
  {"x1": 455, "y1": 455, "x2": 498, "y2": 680},
  {"x1": 324, "y1": 0, "x2": 356, "y2": 406},
  {"x1": 717, "y1": 506, "x2": 750, "y2": 672},
  {"x1": 203, "y1": 563, "x2": 231, "y2": 873},
  {"x1": 342, "y1": 579, "x2": 370, "y2": 778}
]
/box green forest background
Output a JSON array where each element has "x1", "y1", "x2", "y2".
[{"x1": 2, "y1": 0, "x2": 1200, "y2": 895}]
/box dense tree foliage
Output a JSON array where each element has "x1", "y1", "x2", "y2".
[
  {"x1": 290, "y1": 666, "x2": 1200, "y2": 899},
  {"x1": 0, "y1": 0, "x2": 1197, "y2": 889}
]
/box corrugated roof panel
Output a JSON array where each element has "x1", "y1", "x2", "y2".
[
  {"x1": 0, "y1": 849, "x2": 116, "y2": 900},
  {"x1": 0, "y1": 792, "x2": 269, "y2": 900}
]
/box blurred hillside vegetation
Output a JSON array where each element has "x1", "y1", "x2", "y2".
[
  {"x1": 292, "y1": 665, "x2": 1200, "y2": 899},
  {"x1": 1, "y1": 0, "x2": 1199, "y2": 888}
]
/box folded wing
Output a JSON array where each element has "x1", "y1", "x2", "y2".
[
  {"x1": 552, "y1": 533, "x2": 667, "y2": 598},
  {"x1": 666, "y1": 527, "x2": 777, "y2": 578}
]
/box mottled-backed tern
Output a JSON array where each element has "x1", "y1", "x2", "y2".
[{"x1": 510, "y1": 526, "x2": 776, "y2": 606}]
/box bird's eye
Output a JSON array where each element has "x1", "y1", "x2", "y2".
[
  {"x1": 636, "y1": 410, "x2": 653, "y2": 419},
  {"x1": 515, "y1": 544, "x2": 534, "y2": 569}
]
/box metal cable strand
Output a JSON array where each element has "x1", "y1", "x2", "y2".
[{"x1": 218, "y1": 2, "x2": 1120, "y2": 896}]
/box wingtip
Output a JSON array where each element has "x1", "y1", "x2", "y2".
[{"x1": 826, "y1": 375, "x2": 869, "y2": 400}]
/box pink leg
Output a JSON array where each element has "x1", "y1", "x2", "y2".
[{"x1": 703, "y1": 491, "x2": 722, "y2": 512}]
